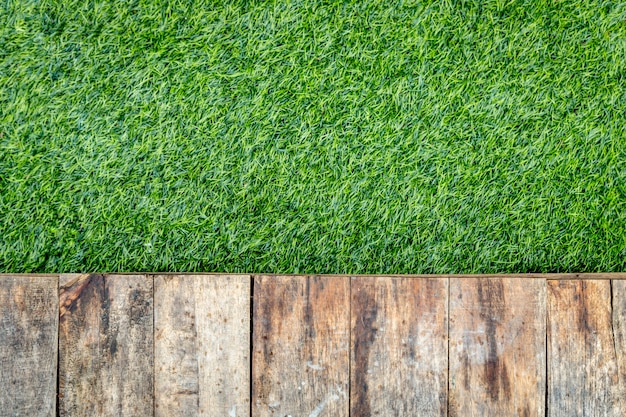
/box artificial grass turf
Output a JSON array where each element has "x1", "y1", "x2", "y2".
[{"x1": 1, "y1": 0, "x2": 625, "y2": 273}]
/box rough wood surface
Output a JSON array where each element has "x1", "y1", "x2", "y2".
[
  {"x1": 252, "y1": 275, "x2": 350, "y2": 417},
  {"x1": 58, "y1": 274, "x2": 153, "y2": 417},
  {"x1": 7, "y1": 273, "x2": 626, "y2": 416},
  {"x1": 351, "y1": 277, "x2": 448, "y2": 416},
  {"x1": 0, "y1": 275, "x2": 58, "y2": 417},
  {"x1": 611, "y1": 280, "x2": 626, "y2": 407},
  {"x1": 548, "y1": 280, "x2": 624, "y2": 416},
  {"x1": 154, "y1": 274, "x2": 250, "y2": 417},
  {"x1": 449, "y1": 278, "x2": 546, "y2": 416}
]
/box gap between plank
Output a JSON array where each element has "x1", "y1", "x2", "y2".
[
  {"x1": 152, "y1": 275, "x2": 155, "y2": 417},
  {"x1": 543, "y1": 279, "x2": 550, "y2": 417},
  {"x1": 56, "y1": 274, "x2": 60, "y2": 417},
  {"x1": 250, "y1": 275, "x2": 255, "y2": 417},
  {"x1": 447, "y1": 277, "x2": 450, "y2": 417}
]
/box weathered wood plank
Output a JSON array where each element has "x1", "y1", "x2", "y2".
[
  {"x1": 611, "y1": 280, "x2": 626, "y2": 408},
  {"x1": 0, "y1": 275, "x2": 58, "y2": 417},
  {"x1": 252, "y1": 275, "x2": 349, "y2": 417},
  {"x1": 449, "y1": 278, "x2": 546, "y2": 416},
  {"x1": 58, "y1": 274, "x2": 153, "y2": 417},
  {"x1": 350, "y1": 277, "x2": 448, "y2": 416},
  {"x1": 154, "y1": 274, "x2": 250, "y2": 417},
  {"x1": 548, "y1": 280, "x2": 624, "y2": 416}
]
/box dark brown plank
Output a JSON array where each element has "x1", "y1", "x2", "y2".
[
  {"x1": 351, "y1": 277, "x2": 448, "y2": 416},
  {"x1": 252, "y1": 275, "x2": 349, "y2": 417},
  {"x1": 449, "y1": 278, "x2": 546, "y2": 416},
  {"x1": 155, "y1": 274, "x2": 250, "y2": 417},
  {"x1": 548, "y1": 280, "x2": 624, "y2": 415},
  {"x1": 58, "y1": 274, "x2": 153, "y2": 417},
  {"x1": 0, "y1": 275, "x2": 58, "y2": 417}
]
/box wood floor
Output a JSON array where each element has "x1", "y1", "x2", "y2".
[{"x1": 2, "y1": 273, "x2": 626, "y2": 416}]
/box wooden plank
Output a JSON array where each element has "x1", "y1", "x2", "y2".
[
  {"x1": 350, "y1": 277, "x2": 448, "y2": 416},
  {"x1": 612, "y1": 280, "x2": 626, "y2": 407},
  {"x1": 0, "y1": 275, "x2": 58, "y2": 417},
  {"x1": 58, "y1": 274, "x2": 153, "y2": 417},
  {"x1": 449, "y1": 278, "x2": 546, "y2": 416},
  {"x1": 252, "y1": 275, "x2": 349, "y2": 417},
  {"x1": 154, "y1": 274, "x2": 250, "y2": 417},
  {"x1": 548, "y1": 280, "x2": 624, "y2": 415}
]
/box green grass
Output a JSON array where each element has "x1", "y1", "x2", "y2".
[{"x1": 1, "y1": 0, "x2": 625, "y2": 273}]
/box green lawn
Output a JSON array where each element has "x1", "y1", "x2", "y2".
[{"x1": 1, "y1": 0, "x2": 625, "y2": 273}]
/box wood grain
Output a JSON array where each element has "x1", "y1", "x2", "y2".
[
  {"x1": 351, "y1": 277, "x2": 448, "y2": 416},
  {"x1": 58, "y1": 274, "x2": 153, "y2": 417},
  {"x1": 611, "y1": 280, "x2": 626, "y2": 408},
  {"x1": 0, "y1": 275, "x2": 58, "y2": 417},
  {"x1": 252, "y1": 275, "x2": 350, "y2": 417},
  {"x1": 548, "y1": 280, "x2": 624, "y2": 416},
  {"x1": 154, "y1": 274, "x2": 250, "y2": 417},
  {"x1": 449, "y1": 278, "x2": 546, "y2": 416},
  {"x1": 8, "y1": 272, "x2": 626, "y2": 417}
]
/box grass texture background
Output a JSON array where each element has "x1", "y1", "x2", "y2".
[{"x1": 1, "y1": 0, "x2": 625, "y2": 273}]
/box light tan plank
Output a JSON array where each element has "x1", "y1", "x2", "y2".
[
  {"x1": 548, "y1": 280, "x2": 624, "y2": 416},
  {"x1": 252, "y1": 275, "x2": 349, "y2": 417},
  {"x1": 449, "y1": 278, "x2": 546, "y2": 416},
  {"x1": 58, "y1": 274, "x2": 153, "y2": 417},
  {"x1": 351, "y1": 277, "x2": 448, "y2": 416},
  {"x1": 0, "y1": 275, "x2": 58, "y2": 417},
  {"x1": 154, "y1": 274, "x2": 250, "y2": 417}
]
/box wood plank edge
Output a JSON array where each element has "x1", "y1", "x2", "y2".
[
  {"x1": 4, "y1": 272, "x2": 626, "y2": 279},
  {"x1": 220, "y1": 272, "x2": 609, "y2": 280}
]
